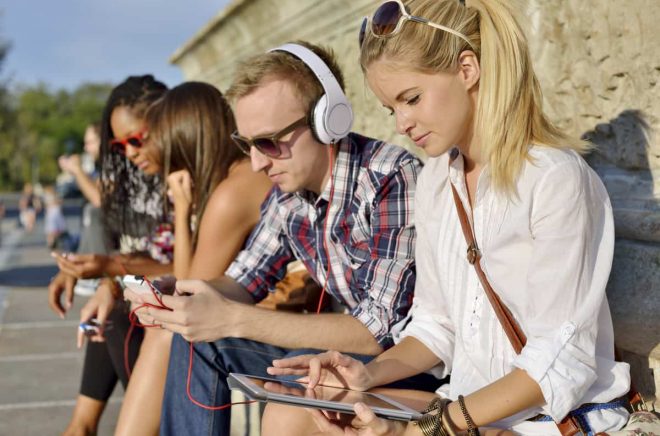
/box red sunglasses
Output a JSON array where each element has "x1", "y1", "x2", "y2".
[{"x1": 110, "y1": 130, "x2": 147, "y2": 154}]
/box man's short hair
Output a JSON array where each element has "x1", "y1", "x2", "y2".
[{"x1": 226, "y1": 40, "x2": 346, "y2": 113}]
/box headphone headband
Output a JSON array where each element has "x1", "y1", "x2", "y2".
[{"x1": 268, "y1": 43, "x2": 353, "y2": 144}]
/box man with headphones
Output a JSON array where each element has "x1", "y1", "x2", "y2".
[{"x1": 128, "y1": 41, "x2": 431, "y2": 435}]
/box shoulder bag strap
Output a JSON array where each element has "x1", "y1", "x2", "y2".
[{"x1": 449, "y1": 183, "x2": 526, "y2": 353}]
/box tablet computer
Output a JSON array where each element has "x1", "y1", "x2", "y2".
[{"x1": 228, "y1": 373, "x2": 423, "y2": 421}]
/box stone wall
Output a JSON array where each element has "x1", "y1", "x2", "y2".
[{"x1": 172, "y1": 0, "x2": 660, "y2": 402}]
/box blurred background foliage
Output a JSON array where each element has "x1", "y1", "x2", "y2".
[{"x1": 0, "y1": 35, "x2": 112, "y2": 191}]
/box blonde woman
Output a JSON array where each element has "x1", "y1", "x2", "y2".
[{"x1": 264, "y1": 0, "x2": 631, "y2": 434}]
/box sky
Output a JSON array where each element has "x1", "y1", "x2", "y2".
[{"x1": 0, "y1": 0, "x2": 231, "y2": 91}]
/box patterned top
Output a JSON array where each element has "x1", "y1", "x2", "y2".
[{"x1": 226, "y1": 133, "x2": 422, "y2": 349}]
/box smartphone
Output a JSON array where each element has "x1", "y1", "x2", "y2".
[
  {"x1": 79, "y1": 318, "x2": 101, "y2": 336},
  {"x1": 228, "y1": 373, "x2": 423, "y2": 421},
  {"x1": 122, "y1": 275, "x2": 160, "y2": 296}
]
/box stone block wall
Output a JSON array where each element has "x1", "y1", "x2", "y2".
[{"x1": 172, "y1": 0, "x2": 659, "y2": 402}]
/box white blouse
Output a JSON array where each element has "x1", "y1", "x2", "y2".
[{"x1": 399, "y1": 147, "x2": 630, "y2": 434}]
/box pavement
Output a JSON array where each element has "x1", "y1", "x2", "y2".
[
  {"x1": 0, "y1": 207, "x2": 121, "y2": 436},
  {"x1": 0, "y1": 201, "x2": 260, "y2": 436}
]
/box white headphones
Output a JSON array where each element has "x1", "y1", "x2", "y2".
[{"x1": 268, "y1": 43, "x2": 354, "y2": 145}]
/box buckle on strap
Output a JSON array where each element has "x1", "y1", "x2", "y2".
[{"x1": 467, "y1": 244, "x2": 480, "y2": 264}]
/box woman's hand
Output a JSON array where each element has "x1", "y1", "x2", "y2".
[
  {"x1": 268, "y1": 350, "x2": 374, "y2": 391},
  {"x1": 47, "y1": 271, "x2": 77, "y2": 318},
  {"x1": 77, "y1": 278, "x2": 117, "y2": 348},
  {"x1": 308, "y1": 403, "x2": 409, "y2": 436},
  {"x1": 167, "y1": 169, "x2": 193, "y2": 212},
  {"x1": 53, "y1": 252, "x2": 111, "y2": 279}
]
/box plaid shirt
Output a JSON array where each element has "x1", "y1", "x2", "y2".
[{"x1": 226, "y1": 133, "x2": 422, "y2": 348}]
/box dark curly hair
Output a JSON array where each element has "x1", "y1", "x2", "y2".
[{"x1": 99, "y1": 75, "x2": 168, "y2": 246}]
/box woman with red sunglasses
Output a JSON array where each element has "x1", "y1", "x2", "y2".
[
  {"x1": 263, "y1": 0, "x2": 633, "y2": 435},
  {"x1": 49, "y1": 75, "x2": 173, "y2": 436},
  {"x1": 112, "y1": 81, "x2": 272, "y2": 436}
]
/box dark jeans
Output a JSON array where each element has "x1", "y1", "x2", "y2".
[{"x1": 160, "y1": 335, "x2": 443, "y2": 436}]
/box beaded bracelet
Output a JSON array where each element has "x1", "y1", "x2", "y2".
[{"x1": 457, "y1": 395, "x2": 480, "y2": 436}]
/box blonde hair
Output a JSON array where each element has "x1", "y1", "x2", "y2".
[
  {"x1": 360, "y1": 0, "x2": 589, "y2": 193},
  {"x1": 226, "y1": 40, "x2": 345, "y2": 114}
]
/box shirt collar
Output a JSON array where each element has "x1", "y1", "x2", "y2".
[
  {"x1": 448, "y1": 148, "x2": 491, "y2": 205},
  {"x1": 295, "y1": 135, "x2": 355, "y2": 208}
]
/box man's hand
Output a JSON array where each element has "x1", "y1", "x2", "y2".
[
  {"x1": 124, "y1": 279, "x2": 237, "y2": 343},
  {"x1": 52, "y1": 252, "x2": 111, "y2": 279},
  {"x1": 48, "y1": 271, "x2": 78, "y2": 318}
]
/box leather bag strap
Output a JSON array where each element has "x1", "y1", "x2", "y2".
[{"x1": 449, "y1": 183, "x2": 527, "y2": 353}]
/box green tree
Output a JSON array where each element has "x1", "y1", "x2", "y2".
[
  {"x1": 4, "y1": 82, "x2": 112, "y2": 189},
  {"x1": 0, "y1": 32, "x2": 13, "y2": 190}
]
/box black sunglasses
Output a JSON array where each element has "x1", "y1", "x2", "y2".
[{"x1": 231, "y1": 116, "x2": 308, "y2": 159}]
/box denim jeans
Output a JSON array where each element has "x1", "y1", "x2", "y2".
[{"x1": 160, "y1": 335, "x2": 443, "y2": 436}]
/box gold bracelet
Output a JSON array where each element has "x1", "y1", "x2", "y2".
[
  {"x1": 458, "y1": 395, "x2": 480, "y2": 436},
  {"x1": 414, "y1": 398, "x2": 453, "y2": 436}
]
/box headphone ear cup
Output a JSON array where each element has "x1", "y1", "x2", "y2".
[{"x1": 312, "y1": 94, "x2": 333, "y2": 145}]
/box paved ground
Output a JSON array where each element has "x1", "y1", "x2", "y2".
[
  {"x1": 0, "y1": 209, "x2": 121, "y2": 436},
  {"x1": 0, "y1": 202, "x2": 260, "y2": 435}
]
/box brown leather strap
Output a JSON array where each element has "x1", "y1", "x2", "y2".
[{"x1": 449, "y1": 183, "x2": 527, "y2": 353}]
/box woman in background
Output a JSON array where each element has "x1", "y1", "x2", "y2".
[
  {"x1": 115, "y1": 81, "x2": 271, "y2": 435},
  {"x1": 49, "y1": 75, "x2": 172, "y2": 436}
]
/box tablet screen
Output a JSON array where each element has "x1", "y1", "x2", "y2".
[{"x1": 237, "y1": 374, "x2": 421, "y2": 419}]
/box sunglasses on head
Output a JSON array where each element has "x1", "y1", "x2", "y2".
[
  {"x1": 110, "y1": 131, "x2": 146, "y2": 155},
  {"x1": 231, "y1": 115, "x2": 308, "y2": 159},
  {"x1": 359, "y1": 0, "x2": 474, "y2": 50}
]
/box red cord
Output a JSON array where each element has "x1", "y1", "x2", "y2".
[
  {"x1": 186, "y1": 340, "x2": 255, "y2": 410},
  {"x1": 123, "y1": 277, "x2": 172, "y2": 378},
  {"x1": 122, "y1": 276, "x2": 256, "y2": 410},
  {"x1": 315, "y1": 144, "x2": 337, "y2": 315}
]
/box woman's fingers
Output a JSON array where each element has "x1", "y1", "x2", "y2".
[
  {"x1": 266, "y1": 367, "x2": 310, "y2": 376},
  {"x1": 307, "y1": 408, "x2": 345, "y2": 435}
]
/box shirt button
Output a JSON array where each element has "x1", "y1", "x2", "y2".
[{"x1": 561, "y1": 323, "x2": 576, "y2": 340}]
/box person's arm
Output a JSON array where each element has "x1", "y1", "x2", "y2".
[
  {"x1": 224, "y1": 299, "x2": 382, "y2": 354},
  {"x1": 345, "y1": 158, "x2": 422, "y2": 350},
  {"x1": 59, "y1": 155, "x2": 101, "y2": 206},
  {"x1": 132, "y1": 277, "x2": 382, "y2": 354},
  {"x1": 114, "y1": 253, "x2": 172, "y2": 277},
  {"x1": 167, "y1": 170, "x2": 193, "y2": 279},
  {"x1": 53, "y1": 252, "x2": 171, "y2": 279}
]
